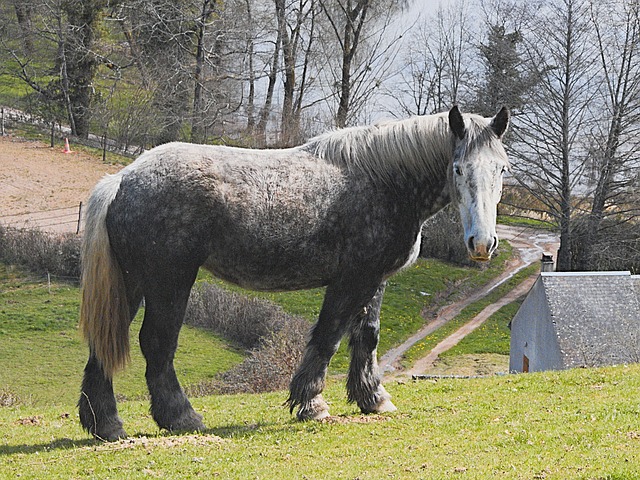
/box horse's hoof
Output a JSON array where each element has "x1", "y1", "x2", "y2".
[
  {"x1": 309, "y1": 408, "x2": 331, "y2": 421},
  {"x1": 94, "y1": 425, "x2": 128, "y2": 442},
  {"x1": 296, "y1": 395, "x2": 330, "y2": 421},
  {"x1": 167, "y1": 410, "x2": 205, "y2": 433},
  {"x1": 373, "y1": 398, "x2": 397, "y2": 413},
  {"x1": 360, "y1": 385, "x2": 397, "y2": 414}
]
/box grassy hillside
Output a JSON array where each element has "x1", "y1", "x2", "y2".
[
  {"x1": 3, "y1": 238, "x2": 639, "y2": 478},
  {"x1": 0, "y1": 265, "x2": 244, "y2": 406},
  {"x1": 401, "y1": 263, "x2": 537, "y2": 368},
  {"x1": 2, "y1": 365, "x2": 640, "y2": 479}
]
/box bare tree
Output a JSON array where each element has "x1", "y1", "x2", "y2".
[
  {"x1": 191, "y1": 0, "x2": 218, "y2": 143},
  {"x1": 510, "y1": 0, "x2": 597, "y2": 271},
  {"x1": 117, "y1": 0, "x2": 197, "y2": 143},
  {"x1": 12, "y1": 0, "x2": 35, "y2": 54},
  {"x1": 113, "y1": 0, "x2": 248, "y2": 145},
  {"x1": 317, "y1": 0, "x2": 405, "y2": 127},
  {"x1": 277, "y1": 0, "x2": 318, "y2": 146},
  {"x1": 319, "y1": 0, "x2": 369, "y2": 127},
  {"x1": 60, "y1": 0, "x2": 108, "y2": 138},
  {"x1": 392, "y1": 1, "x2": 475, "y2": 116},
  {"x1": 0, "y1": 0, "x2": 113, "y2": 138},
  {"x1": 574, "y1": 0, "x2": 640, "y2": 270},
  {"x1": 248, "y1": 1, "x2": 282, "y2": 144}
]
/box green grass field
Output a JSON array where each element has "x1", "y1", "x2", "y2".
[
  {"x1": 0, "y1": 245, "x2": 511, "y2": 404},
  {"x1": 4, "y1": 246, "x2": 640, "y2": 478},
  {"x1": 0, "y1": 265, "x2": 243, "y2": 406},
  {"x1": 443, "y1": 300, "x2": 521, "y2": 358},
  {"x1": 0, "y1": 233, "x2": 518, "y2": 405},
  {"x1": 2, "y1": 366, "x2": 640, "y2": 479}
]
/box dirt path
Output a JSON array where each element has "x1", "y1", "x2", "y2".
[
  {"x1": 380, "y1": 224, "x2": 559, "y2": 377},
  {"x1": 404, "y1": 274, "x2": 538, "y2": 377},
  {"x1": 0, "y1": 136, "x2": 120, "y2": 233}
]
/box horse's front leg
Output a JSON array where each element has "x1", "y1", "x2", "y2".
[
  {"x1": 347, "y1": 282, "x2": 397, "y2": 414},
  {"x1": 287, "y1": 280, "x2": 382, "y2": 421},
  {"x1": 140, "y1": 273, "x2": 205, "y2": 433}
]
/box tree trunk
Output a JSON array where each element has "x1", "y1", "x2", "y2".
[
  {"x1": 62, "y1": 0, "x2": 105, "y2": 138},
  {"x1": 577, "y1": 1, "x2": 638, "y2": 270},
  {"x1": 276, "y1": 0, "x2": 296, "y2": 145},
  {"x1": 13, "y1": 0, "x2": 34, "y2": 54},
  {"x1": 245, "y1": 0, "x2": 256, "y2": 135},
  {"x1": 256, "y1": 16, "x2": 282, "y2": 146},
  {"x1": 191, "y1": 0, "x2": 215, "y2": 144},
  {"x1": 322, "y1": 0, "x2": 370, "y2": 129}
]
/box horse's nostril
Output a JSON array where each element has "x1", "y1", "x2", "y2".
[{"x1": 467, "y1": 236, "x2": 475, "y2": 252}]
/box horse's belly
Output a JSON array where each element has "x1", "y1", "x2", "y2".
[{"x1": 202, "y1": 249, "x2": 332, "y2": 292}]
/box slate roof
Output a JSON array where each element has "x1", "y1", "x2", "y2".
[{"x1": 540, "y1": 271, "x2": 640, "y2": 368}]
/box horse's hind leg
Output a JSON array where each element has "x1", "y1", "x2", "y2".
[
  {"x1": 140, "y1": 270, "x2": 204, "y2": 433},
  {"x1": 347, "y1": 283, "x2": 397, "y2": 414},
  {"x1": 78, "y1": 276, "x2": 142, "y2": 441},
  {"x1": 288, "y1": 280, "x2": 382, "y2": 421},
  {"x1": 78, "y1": 352, "x2": 126, "y2": 441}
]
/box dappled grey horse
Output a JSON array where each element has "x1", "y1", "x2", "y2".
[{"x1": 78, "y1": 106, "x2": 509, "y2": 440}]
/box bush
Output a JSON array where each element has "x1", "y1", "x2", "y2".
[
  {"x1": 183, "y1": 282, "x2": 309, "y2": 395},
  {"x1": 215, "y1": 326, "x2": 308, "y2": 394},
  {"x1": 499, "y1": 184, "x2": 553, "y2": 223},
  {"x1": 420, "y1": 204, "x2": 473, "y2": 266},
  {"x1": 570, "y1": 216, "x2": 640, "y2": 273},
  {"x1": 0, "y1": 225, "x2": 81, "y2": 279}
]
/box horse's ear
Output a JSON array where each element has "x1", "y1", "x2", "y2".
[
  {"x1": 490, "y1": 107, "x2": 510, "y2": 138},
  {"x1": 449, "y1": 105, "x2": 466, "y2": 140}
]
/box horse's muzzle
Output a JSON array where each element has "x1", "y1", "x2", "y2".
[{"x1": 467, "y1": 236, "x2": 498, "y2": 262}]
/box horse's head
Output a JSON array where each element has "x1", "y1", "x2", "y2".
[{"x1": 448, "y1": 106, "x2": 510, "y2": 262}]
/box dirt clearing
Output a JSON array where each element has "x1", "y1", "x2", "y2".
[{"x1": 0, "y1": 136, "x2": 122, "y2": 232}]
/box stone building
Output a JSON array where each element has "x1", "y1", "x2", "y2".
[{"x1": 509, "y1": 271, "x2": 640, "y2": 373}]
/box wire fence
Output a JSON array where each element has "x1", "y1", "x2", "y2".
[
  {"x1": 1, "y1": 106, "x2": 141, "y2": 157},
  {"x1": 0, "y1": 203, "x2": 84, "y2": 235},
  {"x1": 1, "y1": 268, "x2": 81, "y2": 289}
]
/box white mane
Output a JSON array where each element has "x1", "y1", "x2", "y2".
[
  {"x1": 304, "y1": 113, "x2": 453, "y2": 185},
  {"x1": 303, "y1": 112, "x2": 500, "y2": 186}
]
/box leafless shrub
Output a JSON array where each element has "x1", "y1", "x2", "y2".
[
  {"x1": 186, "y1": 328, "x2": 307, "y2": 397},
  {"x1": 499, "y1": 185, "x2": 555, "y2": 224},
  {"x1": 0, "y1": 225, "x2": 81, "y2": 279},
  {"x1": 183, "y1": 282, "x2": 310, "y2": 395},
  {"x1": 570, "y1": 216, "x2": 640, "y2": 273},
  {"x1": 420, "y1": 204, "x2": 473, "y2": 266},
  {"x1": 184, "y1": 282, "x2": 306, "y2": 349}
]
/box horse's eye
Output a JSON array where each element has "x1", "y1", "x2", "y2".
[{"x1": 454, "y1": 166, "x2": 463, "y2": 176}]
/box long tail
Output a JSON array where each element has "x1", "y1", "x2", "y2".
[{"x1": 79, "y1": 173, "x2": 130, "y2": 379}]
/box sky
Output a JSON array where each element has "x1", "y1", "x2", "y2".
[{"x1": 406, "y1": 0, "x2": 457, "y2": 18}]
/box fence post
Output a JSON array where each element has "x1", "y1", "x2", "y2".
[
  {"x1": 102, "y1": 132, "x2": 107, "y2": 162},
  {"x1": 1, "y1": 107, "x2": 5, "y2": 136},
  {"x1": 76, "y1": 201, "x2": 83, "y2": 234}
]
